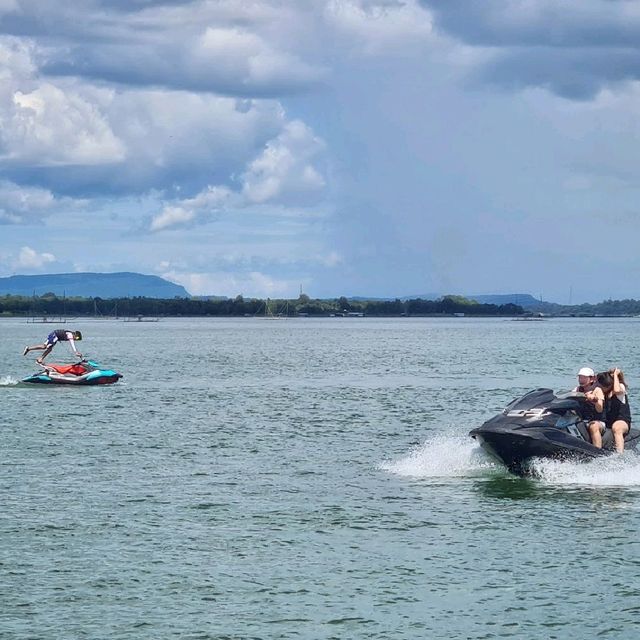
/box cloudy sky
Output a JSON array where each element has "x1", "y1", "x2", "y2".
[{"x1": 1, "y1": 0, "x2": 640, "y2": 302}]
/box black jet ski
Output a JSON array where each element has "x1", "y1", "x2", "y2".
[
  {"x1": 22, "y1": 360, "x2": 122, "y2": 385},
  {"x1": 470, "y1": 388, "x2": 640, "y2": 475}
]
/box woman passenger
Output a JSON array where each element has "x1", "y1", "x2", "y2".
[{"x1": 596, "y1": 368, "x2": 632, "y2": 453}]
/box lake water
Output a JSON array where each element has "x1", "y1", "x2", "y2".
[{"x1": 2, "y1": 316, "x2": 640, "y2": 639}]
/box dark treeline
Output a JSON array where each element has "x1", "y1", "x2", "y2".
[
  {"x1": 520, "y1": 297, "x2": 640, "y2": 317},
  {"x1": 558, "y1": 299, "x2": 640, "y2": 317},
  {"x1": 0, "y1": 292, "x2": 524, "y2": 317}
]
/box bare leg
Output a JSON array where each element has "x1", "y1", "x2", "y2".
[
  {"x1": 23, "y1": 343, "x2": 47, "y2": 356},
  {"x1": 611, "y1": 420, "x2": 630, "y2": 453},
  {"x1": 36, "y1": 345, "x2": 54, "y2": 364},
  {"x1": 588, "y1": 422, "x2": 602, "y2": 448}
]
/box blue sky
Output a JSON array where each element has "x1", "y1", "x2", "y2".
[{"x1": 1, "y1": 0, "x2": 640, "y2": 302}]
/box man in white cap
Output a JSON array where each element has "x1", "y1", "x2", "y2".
[{"x1": 574, "y1": 367, "x2": 606, "y2": 447}]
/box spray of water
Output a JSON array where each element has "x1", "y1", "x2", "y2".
[
  {"x1": 382, "y1": 432, "x2": 640, "y2": 489},
  {"x1": 0, "y1": 376, "x2": 19, "y2": 386},
  {"x1": 530, "y1": 454, "x2": 640, "y2": 487},
  {"x1": 380, "y1": 433, "x2": 497, "y2": 478}
]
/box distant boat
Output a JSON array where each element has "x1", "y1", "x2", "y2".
[
  {"x1": 123, "y1": 315, "x2": 160, "y2": 323},
  {"x1": 330, "y1": 310, "x2": 364, "y2": 317},
  {"x1": 91, "y1": 299, "x2": 120, "y2": 321},
  {"x1": 256, "y1": 299, "x2": 288, "y2": 319}
]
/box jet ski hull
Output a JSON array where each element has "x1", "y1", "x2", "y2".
[
  {"x1": 22, "y1": 361, "x2": 122, "y2": 386},
  {"x1": 470, "y1": 424, "x2": 608, "y2": 474},
  {"x1": 22, "y1": 371, "x2": 122, "y2": 385}
]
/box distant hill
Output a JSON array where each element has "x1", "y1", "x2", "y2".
[
  {"x1": 466, "y1": 294, "x2": 542, "y2": 308},
  {"x1": 0, "y1": 272, "x2": 190, "y2": 299}
]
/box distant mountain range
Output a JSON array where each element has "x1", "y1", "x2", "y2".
[
  {"x1": 0, "y1": 272, "x2": 190, "y2": 298},
  {"x1": 0, "y1": 274, "x2": 559, "y2": 308}
]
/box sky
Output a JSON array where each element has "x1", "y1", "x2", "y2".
[{"x1": 1, "y1": 0, "x2": 640, "y2": 303}]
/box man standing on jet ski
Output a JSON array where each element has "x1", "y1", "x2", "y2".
[
  {"x1": 574, "y1": 366, "x2": 606, "y2": 448},
  {"x1": 23, "y1": 329, "x2": 83, "y2": 364}
]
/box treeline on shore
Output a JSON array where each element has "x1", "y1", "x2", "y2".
[
  {"x1": 0, "y1": 293, "x2": 524, "y2": 318},
  {"x1": 552, "y1": 299, "x2": 640, "y2": 317}
]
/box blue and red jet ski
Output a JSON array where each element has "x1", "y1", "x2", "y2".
[{"x1": 22, "y1": 360, "x2": 122, "y2": 385}]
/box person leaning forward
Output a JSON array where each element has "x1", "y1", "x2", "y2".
[
  {"x1": 23, "y1": 329, "x2": 83, "y2": 364},
  {"x1": 573, "y1": 366, "x2": 606, "y2": 447}
]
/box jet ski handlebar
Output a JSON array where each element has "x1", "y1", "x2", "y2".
[
  {"x1": 555, "y1": 390, "x2": 586, "y2": 400},
  {"x1": 547, "y1": 391, "x2": 589, "y2": 415}
]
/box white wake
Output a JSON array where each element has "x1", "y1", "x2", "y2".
[
  {"x1": 530, "y1": 454, "x2": 640, "y2": 487},
  {"x1": 380, "y1": 434, "x2": 497, "y2": 478},
  {"x1": 382, "y1": 433, "x2": 640, "y2": 488}
]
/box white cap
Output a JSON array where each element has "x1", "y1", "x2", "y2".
[{"x1": 578, "y1": 367, "x2": 595, "y2": 377}]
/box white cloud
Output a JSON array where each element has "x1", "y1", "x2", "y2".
[
  {"x1": 9, "y1": 83, "x2": 125, "y2": 165},
  {"x1": 149, "y1": 206, "x2": 194, "y2": 232},
  {"x1": 191, "y1": 26, "x2": 324, "y2": 93},
  {"x1": 105, "y1": 90, "x2": 284, "y2": 190},
  {"x1": 0, "y1": 179, "x2": 81, "y2": 223},
  {"x1": 16, "y1": 245, "x2": 56, "y2": 269},
  {"x1": 0, "y1": 37, "x2": 294, "y2": 191},
  {"x1": 149, "y1": 119, "x2": 327, "y2": 231},
  {"x1": 324, "y1": 0, "x2": 435, "y2": 53},
  {"x1": 162, "y1": 268, "x2": 298, "y2": 297},
  {"x1": 0, "y1": 39, "x2": 125, "y2": 167},
  {"x1": 150, "y1": 186, "x2": 236, "y2": 231},
  {"x1": 242, "y1": 120, "x2": 326, "y2": 204},
  {"x1": 34, "y1": 3, "x2": 325, "y2": 96},
  {"x1": 0, "y1": 5, "x2": 319, "y2": 200},
  {"x1": 0, "y1": 36, "x2": 36, "y2": 83}
]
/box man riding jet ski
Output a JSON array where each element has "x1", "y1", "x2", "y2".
[
  {"x1": 470, "y1": 389, "x2": 640, "y2": 475},
  {"x1": 22, "y1": 360, "x2": 122, "y2": 386}
]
